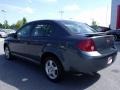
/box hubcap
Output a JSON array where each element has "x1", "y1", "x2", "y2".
[
  {"x1": 45, "y1": 60, "x2": 58, "y2": 79},
  {"x1": 5, "y1": 47, "x2": 10, "y2": 59}
]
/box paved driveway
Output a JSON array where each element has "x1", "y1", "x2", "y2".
[{"x1": 0, "y1": 39, "x2": 120, "y2": 90}]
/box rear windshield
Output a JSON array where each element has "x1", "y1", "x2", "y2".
[{"x1": 60, "y1": 21, "x2": 97, "y2": 34}]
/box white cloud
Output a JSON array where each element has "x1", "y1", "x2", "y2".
[
  {"x1": 65, "y1": 7, "x2": 111, "y2": 27},
  {"x1": 64, "y1": 4, "x2": 81, "y2": 12},
  {"x1": 46, "y1": 0, "x2": 57, "y2": 2},
  {"x1": 39, "y1": 0, "x2": 57, "y2": 3},
  {"x1": 0, "y1": 4, "x2": 34, "y2": 14},
  {"x1": 27, "y1": 0, "x2": 32, "y2": 3}
]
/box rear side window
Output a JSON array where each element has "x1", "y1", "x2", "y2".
[
  {"x1": 32, "y1": 24, "x2": 54, "y2": 37},
  {"x1": 60, "y1": 21, "x2": 97, "y2": 34}
]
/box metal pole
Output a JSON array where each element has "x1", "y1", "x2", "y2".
[
  {"x1": 1, "y1": 10, "x2": 7, "y2": 29},
  {"x1": 59, "y1": 10, "x2": 64, "y2": 19},
  {"x1": 106, "y1": 0, "x2": 109, "y2": 27}
]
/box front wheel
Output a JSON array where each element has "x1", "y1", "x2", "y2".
[
  {"x1": 43, "y1": 56, "x2": 64, "y2": 82},
  {"x1": 4, "y1": 46, "x2": 13, "y2": 60}
]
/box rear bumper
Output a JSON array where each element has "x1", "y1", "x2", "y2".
[{"x1": 66, "y1": 49, "x2": 118, "y2": 73}]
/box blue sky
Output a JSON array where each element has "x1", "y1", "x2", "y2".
[{"x1": 0, "y1": 0, "x2": 111, "y2": 26}]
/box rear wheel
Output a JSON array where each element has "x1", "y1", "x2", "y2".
[
  {"x1": 4, "y1": 46, "x2": 13, "y2": 60},
  {"x1": 43, "y1": 56, "x2": 64, "y2": 82}
]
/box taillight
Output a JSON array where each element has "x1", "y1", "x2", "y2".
[{"x1": 76, "y1": 38, "x2": 96, "y2": 52}]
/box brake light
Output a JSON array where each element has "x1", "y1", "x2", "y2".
[{"x1": 76, "y1": 39, "x2": 96, "y2": 52}]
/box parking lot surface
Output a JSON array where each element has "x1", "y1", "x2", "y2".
[{"x1": 0, "y1": 38, "x2": 120, "y2": 90}]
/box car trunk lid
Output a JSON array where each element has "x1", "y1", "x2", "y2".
[{"x1": 85, "y1": 33, "x2": 115, "y2": 52}]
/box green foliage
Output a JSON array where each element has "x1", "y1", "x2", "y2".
[
  {"x1": 15, "y1": 17, "x2": 27, "y2": 29},
  {"x1": 10, "y1": 24, "x2": 16, "y2": 29},
  {"x1": 22, "y1": 17, "x2": 27, "y2": 25},
  {"x1": 15, "y1": 20, "x2": 23, "y2": 29},
  {"x1": 91, "y1": 20, "x2": 98, "y2": 30},
  {"x1": 0, "y1": 17, "x2": 27, "y2": 30},
  {"x1": 0, "y1": 23, "x2": 3, "y2": 28},
  {"x1": 3, "y1": 20, "x2": 9, "y2": 29}
]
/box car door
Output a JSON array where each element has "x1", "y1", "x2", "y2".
[
  {"x1": 9, "y1": 23, "x2": 33, "y2": 56},
  {"x1": 24, "y1": 21, "x2": 55, "y2": 61}
]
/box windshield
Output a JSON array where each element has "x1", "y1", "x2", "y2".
[{"x1": 60, "y1": 21, "x2": 97, "y2": 34}]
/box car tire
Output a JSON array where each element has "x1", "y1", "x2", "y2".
[
  {"x1": 43, "y1": 56, "x2": 64, "y2": 82},
  {"x1": 4, "y1": 46, "x2": 13, "y2": 60},
  {"x1": 0, "y1": 35, "x2": 2, "y2": 38}
]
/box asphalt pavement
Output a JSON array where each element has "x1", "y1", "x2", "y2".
[{"x1": 0, "y1": 38, "x2": 120, "y2": 90}]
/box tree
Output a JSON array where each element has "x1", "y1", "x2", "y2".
[
  {"x1": 10, "y1": 24, "x2": 16, "y2": 29},
  {"x1": 0, "y1": 23, "x2": 3, "y2": 28},
  {"x1": 3, "y1": 20, "x2": 9, "y2": 29},
  {"x1": 15, "y1": 20, "x2": 23, "y2": 29},
  {"x1": 15, "y1": 17, "x2": 27, "y2": 29},
  {"x1": 22, "y1": 17, "x2": 27, "y2": 25},
  {"x1": 0, "y1": 17, "x2": 27, "y2": 29},
  {"x1": 91, "y1": 20, "x2": 98, "y2": 30}
]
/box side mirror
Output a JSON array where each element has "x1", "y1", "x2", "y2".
[{"x1": 8, "y1": 33, "x2": 17, "y2": 38}]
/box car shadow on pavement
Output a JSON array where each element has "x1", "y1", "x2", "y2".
[{"x1": 0, "y1": 54, "x2": 100, "y2": 90}]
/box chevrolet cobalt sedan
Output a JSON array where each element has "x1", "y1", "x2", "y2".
[{"x1": 4, "y1": 20, "x2": 117, "y2": 82}]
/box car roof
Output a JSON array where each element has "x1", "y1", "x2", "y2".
[{"x1": 27, "y1": 19, "x2": 79, "y2": 24}]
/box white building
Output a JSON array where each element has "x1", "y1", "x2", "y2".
[{"x1": 111, "y1": 0, "x2": 120, "y2": 30}]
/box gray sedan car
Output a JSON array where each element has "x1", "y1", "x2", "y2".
[{"x1": 4, "y1": 20, "x2": 117, "y2": 82}]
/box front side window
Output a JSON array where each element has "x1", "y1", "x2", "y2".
[
  {"x1": 32, "y1": 24, "x2": 54, "y2": 37},
  {"x1": 17, "y1": 25, "x2": 31, "y2": 38}
]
